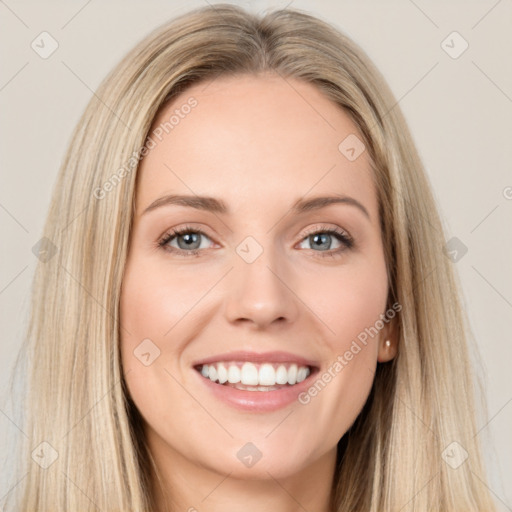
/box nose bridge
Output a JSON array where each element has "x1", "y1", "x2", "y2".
[{"x1": 224, "y1": 235, "x2": 299, "y2": 328}]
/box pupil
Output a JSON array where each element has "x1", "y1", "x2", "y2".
[
  {"x1": 312, "y1": 233, "x2": 330, "y2": 250},
  {"x1": 180, "y1": 233, "x2": 199, "y2": 249}
]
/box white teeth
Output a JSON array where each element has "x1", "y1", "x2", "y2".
[
  {"x1": 208, "y1": 365, "x2": 217, "y2": 383},
  {"x1": 287, "y1": 364, "x2": 298, "y2": 385},
  {"x1": 227, "y1": 365, "x2": 241, "y2": 384},
  {"x1": 217, "y1": 363, "x2": 228, "y2": 384},
  {"x1": 275, "y1": 365, "x2": 288, "y2": 385},
  {"x1": 258, "y1": 363, "x2": 276, "y2": 386},
  {"x1": 240, "y1": 362, "x2": 259, "y2": 385},
  {"x1": 296, "y1": 366, "x2": 308, "y2": 383},
  {"x1": 198, "y1": 361, "x2": 311, "y2": 388}
]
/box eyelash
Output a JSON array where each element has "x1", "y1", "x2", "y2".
[{"x1": 157, "y1": 224, "x2": 354, "y2": 258}]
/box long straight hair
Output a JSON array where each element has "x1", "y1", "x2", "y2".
[{"x1": 7, "y1": 4, "x2": 495, "y2": 510}]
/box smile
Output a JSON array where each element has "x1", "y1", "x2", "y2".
[
  {"x1": 195, "y1": 361, "x2": 312, "y2": 390},
  {"x1": 192, "y1": 355, "x2": 319, "y2": 412}
]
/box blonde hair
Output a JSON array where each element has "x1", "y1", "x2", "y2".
[{"x1": 7, "y1": 4, "x2": 495, "y2": 510}]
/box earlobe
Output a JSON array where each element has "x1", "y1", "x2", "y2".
[{"x1": 377, "y1": 338, "x2": 398, "y2": 363}]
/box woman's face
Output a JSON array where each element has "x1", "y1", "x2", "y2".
[{"x1": 120, "y1": 73, "x2": 395, "y2": 481}]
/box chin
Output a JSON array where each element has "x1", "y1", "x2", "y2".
[{"x1": 210, "y1": 456, "x2": 308, "y2": 481}]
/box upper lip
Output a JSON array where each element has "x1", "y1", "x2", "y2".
[{"x1": 192, "y1": 350, "x2": 319, "y2": 369}]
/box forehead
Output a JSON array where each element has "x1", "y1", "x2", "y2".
[{"x1": 136, "y1": 73, "x2": 377, "y2": 219}]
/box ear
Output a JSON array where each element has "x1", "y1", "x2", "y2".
[{"x1": 377, "y1": 321, "x2": 398, "y2": 363}]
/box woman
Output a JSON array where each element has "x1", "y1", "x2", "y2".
[{"x1": 9, "y1": 4, "x2": 495, "y2": 511}]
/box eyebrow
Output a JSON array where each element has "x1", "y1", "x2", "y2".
[{"x1": 142, "y1": 194, "x2": 370, "y2": 220}]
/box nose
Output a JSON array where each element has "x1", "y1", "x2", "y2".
[{"x1": 224, "y1": 247, "x2": 300, "y2": 330}]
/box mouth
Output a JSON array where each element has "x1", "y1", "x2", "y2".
[
  {"x1": 192, "y1": 351, "x2": 320, "y2": 412},
  {"x1": 194, "y1": 361, "x2": 316, "y2": 391}
]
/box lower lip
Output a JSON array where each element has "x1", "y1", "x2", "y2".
[{"x1": 193, "y1": 368, "x2": 318, "y2": 412}]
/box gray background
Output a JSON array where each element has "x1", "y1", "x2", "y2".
[{"x1": 1, "y1": 0, "x2": 511, "y2": 508}]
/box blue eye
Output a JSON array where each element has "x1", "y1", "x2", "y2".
[
  {"x1": 158, "y1": 225, "x2": 354, "y2": 258},
  {"x1": 158, "y1": 225, "x2": 212, "y2": 256},
  {"x1": 298, "y1": 228, "x2": 353, "y2": 254}
]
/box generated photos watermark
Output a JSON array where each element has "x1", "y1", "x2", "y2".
[
  {"x1": 92, "y1": 96, "x2": 198, "y2": 200},
  {"x1": 298, "y1": 301, "x2": 402, "y2": 405}
]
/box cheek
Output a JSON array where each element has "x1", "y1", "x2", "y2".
[
  {"x1": 119, "y1": 259, "x2": 180, "y2": 400},
  {"x1": 119, "y1": 257, "x2": 193, "y2": 428},
  {"x1": 294, "y1": 254, "x2": 388, "y2": 432},
  {"x1": 119, "y1": 257, "x2": 210, "y2": 362},
  {"x1": 302, "y1": 257, "x2": 388, "y2": 352},
  {"x1": 119, "y1": 255, "x2": 225, "y2": 420}
]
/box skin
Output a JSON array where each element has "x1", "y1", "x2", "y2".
[{"x1": 120, "y1": 72, "x2": 397, "y2": 512}]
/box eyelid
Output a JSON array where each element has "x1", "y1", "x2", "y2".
[{"x1": 299, "y1": 224, "x2": 353, "y2": 243}]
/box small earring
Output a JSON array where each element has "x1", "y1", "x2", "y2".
[{"x1": 385, "y1": 340, "x2": 391, "y2": 348}]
